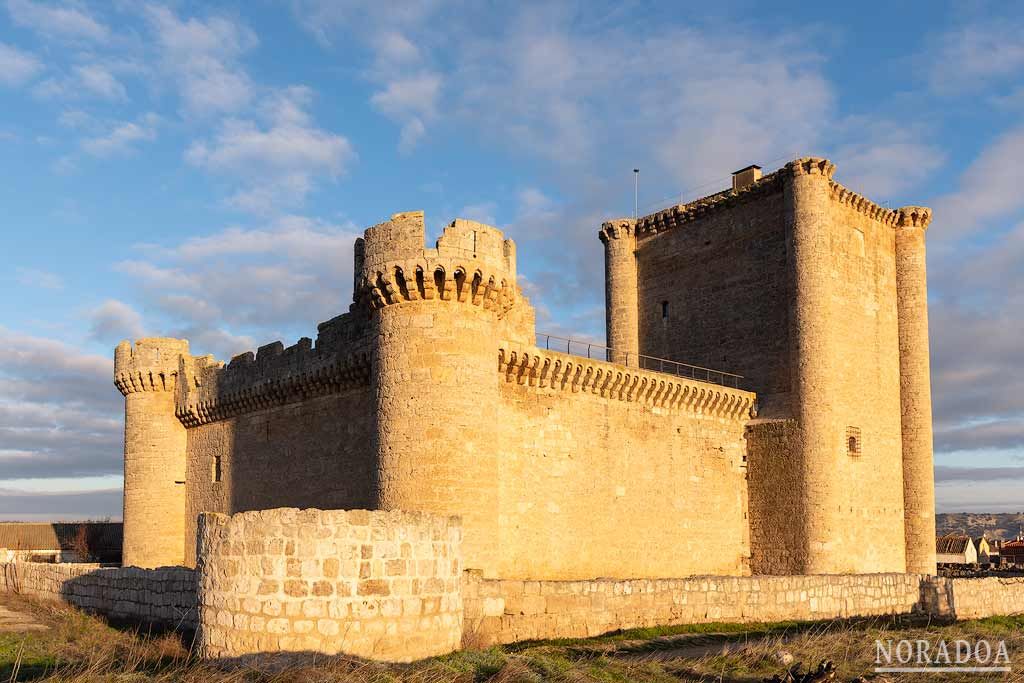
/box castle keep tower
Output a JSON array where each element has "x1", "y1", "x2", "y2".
[
  {"x1": 606, "y1": 157, "x2": 936, "y2": 575},
  {"x1": 114, "y1": 338, "x2": 191, "y2": 568},
  {"x1": 357, "y1": 211, "x2": 534, "y2": 578}
]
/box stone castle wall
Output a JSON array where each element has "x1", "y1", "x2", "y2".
[
  {"x1": 182, "y1": 388, "x2": 376, "y2": 566},
  {"x1": 633, "y1": 176, "x2": 791, "y2": 411},
  {"x1": 496, "y1": 344, "x2": 754, "y2": 579},
  {"x1": 195, "y1": 508, "x2": 462, "y2": 663},
  {"x1": 116, "y1": 157, "x2": 934, "y2": 583},
  {"x1": 1, "y1": 561, "x2": 197, "y2": 629},
  {"x1": 7, "y1": 557, "x2": 1024, "y2": 659},
  {"x1": 463, "y1": 572, "x2": 925, "y2": 645},
  {"x1": 618, "y1": 159, "x2": 916, "y2": 576},
  {"x1": 126, "y1": 211, "x2": 756, "y2": 582},
  {"x1": 941, "y1": 576, "x2": 1024, "y2": 620}
]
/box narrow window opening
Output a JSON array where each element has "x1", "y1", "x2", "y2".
[
  {"x1": 212, "y1": 455, "x2": 223, "y2": 483},
  {"x1": 661, "y1": 301, "x2": 669, "y2": 322},
  {"x1": 846, "y1": 426, "x2": 862, "y2": 456}
]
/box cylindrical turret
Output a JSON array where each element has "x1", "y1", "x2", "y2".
[
  {"x1": 895, "y1": 206, "x2": 937, "y2": 575},
  {"x1": 360, "y1": 212, "x2": 531, "y2": 578},
  {"x1": 599, "y1": 219, "x2": 639, "y2": 366},
  {"x1": 114, "y1": 337, "x2": 190, "y2": 568},
  {"x1": 784, "y1": 157, "x2": 838, "y2": 574}
]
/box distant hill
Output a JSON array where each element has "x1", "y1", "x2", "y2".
[{"x1": 936, "y1": 513, "x2": 1024, "y2": 540}]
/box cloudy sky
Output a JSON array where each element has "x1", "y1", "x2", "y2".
[{"x1": 0, "y1": 1, "x2": 1021, "y2": 519}]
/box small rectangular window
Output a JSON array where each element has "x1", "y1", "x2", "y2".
[
  {"x1": 661, "y1": 300, "x2": 669, "y2": 322},
  {"x1": 212, "y1": 455, "x2": 223, "y2": 483},
  {"x1": 846, "y1": 427, "x2": 862, "y2": 456}
]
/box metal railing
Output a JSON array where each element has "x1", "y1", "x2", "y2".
[{"x1": 536, "y1": 333, "x2": 744, "y2": 389}]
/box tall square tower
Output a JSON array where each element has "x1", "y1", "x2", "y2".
[{"x1": 601, "y1": 158, "x2": 936, "y2": 575}]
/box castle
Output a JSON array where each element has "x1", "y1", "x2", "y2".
[{"x1": 114, "y1": 157, "x2": 937, "y2": 586}]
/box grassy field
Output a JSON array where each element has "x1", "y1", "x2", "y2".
[{"x1": 1, "y1": 595, "x2": 1023, "y2": 682}]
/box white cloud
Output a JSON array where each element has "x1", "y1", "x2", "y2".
[
  {"x1": 0, "y1": 41, "x2": 42, "y2": 86},
  {"x1": 80, "y1": 114, "x2": 158, "y2": 157},
  {"x1": 926, "y1": 18, "x2": 1024, "y2": 95},
  {"x1": 88, "y1": 299, "x2": 146, "y2": 344},
  {"x1": 15, "y1": 267, "x2": 62, "y2": 290},
  {"x1": 830, "y1": 119, "x2": 946, "y2": 200},
  {"x1": 289, "y1": 0, "x2": 439, "y2": 47},
  {"x1": 932, "y1": 126, "x2": 1024, "y2": 239},
  {"x1": 511, "y1": 187, "x2": 559, "y2": 239},
  {"x1": 459, "y1": 201, "x2": 497, "y2": 225},
  {"x1": 115, "y1": 214, "x2": 361, "y2": 359},
  {"x1": 370, "y1": 71, "x2": 441, "y2": 152},
  {"x1": 72, "y1": 63, "x2": 127, "y2": 99},
  {"x1": 186, "y1": 87, "x2": 355, "y2": 213},
  {"x1": 0, "y1": 327, "x2": 123, "y2": 483},
  {"x1": 34, "y1": 63, "x2": 128, "y2": 101},
  {"x1": 5, "y1": 0, "x2": 109, "y2": 42},
  {"x1": 144, "y1": 4, "x2": 257, "y2": 116},
  {"x1": 289, "y1": 5, "x2": 444, "y2": 153}
]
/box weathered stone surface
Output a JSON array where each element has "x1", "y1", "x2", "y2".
[
  {"x1": 195, "y1": 508, "x2": 462, "y2": 663},
  {"x1": 0, "y1": 561, "x2": 197, "y2": 629}
]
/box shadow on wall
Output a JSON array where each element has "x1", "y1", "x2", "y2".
[
  {"x1": 178, "y1": 327, "x2": 381, "y2": 565},
  {"x1": 58, "y1": 569, "x2": 198, "y2": 638},
  {"x1": 0, "y1": 561, "x2": 199, "y2": 636}
]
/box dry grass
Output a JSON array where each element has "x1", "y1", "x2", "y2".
[{"x1": 2, "y1": 595, "x2": 1024, "y2": 682}]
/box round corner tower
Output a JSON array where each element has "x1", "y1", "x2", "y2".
[
  {"x1": 783, "y1": 157, "x2": 840, "y2": 574},
  {"x1": 114, "y1": 337, "x2": 190, "y2": 568},
  {"x1": 599, "y1": 218, "x2": 639, "y2": 365},
  {"x1": 357, "y1": 211, "x2": 532, "y2": 578},
  {"x1": 895, "y1": 206, "x2": 937, "y2": 575}
]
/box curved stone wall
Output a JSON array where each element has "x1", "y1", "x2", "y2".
[
  {"x1": 114, "y1": 337, "x2": 191, "y2": 568},
  {"x1": 196, "y1": 508, "x2": 462, "y2": 663}
]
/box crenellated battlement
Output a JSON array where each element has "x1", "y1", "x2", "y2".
[
  {"x1": 598, "y1": 218, "x2": 636, "y2": 242},
  {"x1": 631, "y1": 170, "x2": 785, "y2": 238},
  {"x1": 354, "y1": 211, "x2": 522, "y2": 316},
  {"x1": 897, "y1": 205, "x2": 932, "y2": 230},
  {"x1": 175, "y1": 327, "x2": 371, "y2": 428},
  {"x1": 784, "y1": 156, "x2": 836, "y2": 179},
  {"x1": 497, "y1": 343, "x2": 755, "y2": 419},
  {"x1": 114, "y1": 338, "x2": 190, "y2": 396},
  {"x1": 828, "y1": 181, "x2": 899, "y2": 225},
  {"x1": 628, "y1": 157, "x2": 918, "y2": 240}
]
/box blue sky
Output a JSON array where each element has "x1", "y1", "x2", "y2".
[{"x1": 0, "y1": 0, "x2": 1022, "y2": 519}]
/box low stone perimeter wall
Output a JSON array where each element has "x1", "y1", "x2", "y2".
[
  {"x1": 0, "y1": 561, "x2": 197, "y2": 629},
  {"x1": 942, "y1": 576, "x2": 1024, "y2": 620},
  {"x1": 463, "y1": 572, "x2": 925, "y2": 645},
  {"x1": 5, "y1": 519, "x2": 1024, "y2": 663},
  {"x1": 196, "y1": 508, "x2": 462, "y2": 663}
]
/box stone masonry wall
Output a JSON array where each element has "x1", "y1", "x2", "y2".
[
  {"x1": 183, "y1": 388, "x2": 376, "y2": 567},
  {"x1": 0, "y1": 561, "x2": 197, "y2": 629},
  {"x1": 635, "y1": 178, "x2": 791, "y2": 413},
  {"x1": 196, "y1": 508, "x2": 462, "y2": 663},
  {"x1": 745, "y1": 419, "x2": 805, "y2": 575},
  {"x1": 813, "y1": 176, "x2": 906, "y2": 574},
  {"x1": 944, "y1": 576, "x2": 1024, "y2": 620},
  {"x1": 6, "y1": 558, "x2": 1024, "y2": 659},
  {"x1": 463, "y1": 572, "x2": 924, "y2": 646},
  {"x1": 496, "y1": 344, "x2": 755, "y2": 580}
]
